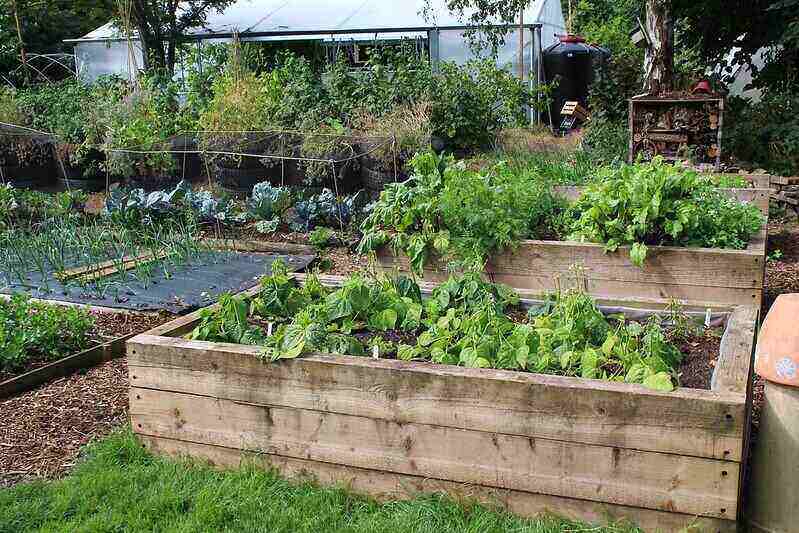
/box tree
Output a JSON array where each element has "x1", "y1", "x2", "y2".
[
  {"x1": 0, "y1": 0, "x2": 115, "y2": 80},
  {"x1": 643, "y1": 0, "x2": 674, "y2": 94},
  {"x1": 422, "y1": 0, "x2": 529, "y2": 53},
  {"x1": 119, "y1": 0, "x2": 234, "y2": 75}
]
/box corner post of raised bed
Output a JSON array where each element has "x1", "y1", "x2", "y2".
[{"x1": 712, "y1": 304, "x2": 759, "y2": 523}]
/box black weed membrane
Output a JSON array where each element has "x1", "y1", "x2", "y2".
[{"x1": 0, "y1": 251, "x2": 314, "y2": 314}]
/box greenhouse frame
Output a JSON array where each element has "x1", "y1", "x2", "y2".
[{"x1": 65, "y1": 0, "x2": 567, "y2": 86}]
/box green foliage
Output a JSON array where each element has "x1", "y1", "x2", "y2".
[
  {"x1": 0, "y1": 427, "x2": 644, "y2": 532},
  {"x1": 581, "y1": 118, "x2": 630, "y2": 167},
  {"x1": 358, "y1": 152, "x2": 564, "y2": 273},
  {"x1": 725, "y1": 91, "x2": 799, "y2": 176},
  {"x1": 0, "y1": 184, "x2": 86, "y2": 229},
  {"x1": 322, "y1": 43, "x2": 433, "y2": 123},
  {"x1": 309, "y1": 227, "x2": 335, "y2": 249},
  {"x1": 0, "y1": 293, "x2": 94, "y2": 373},
  {"x1": 16, "y1": 77, "x2": 127, "y2": 176},
  {"x1": 574, "y1": 0, "x2": 644, "y2": 122},
  {"x1": 0, "y1": 87, "x2": 26, "y2": 124},
  {"x1": 247, "y1": 182, "x2": 292, "y2": 221},
  {"x1": 566, "y1": 158, "x2": 765, "y2": 266},
  {"x1": 105, "y1": 77, "x2": 180, "y2": 178},
  {"x1": 189, "y1": 269, "x2": 685, "y2": 390},
  {"x1": 430, "y1": 60, "x2": 533, "y2": 151}
]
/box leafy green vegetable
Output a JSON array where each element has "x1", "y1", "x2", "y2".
[
  {"x1": 566, "y1": 158, "x2": 765, "y2": 266},
  {"x1": 188, "y1": 270, "x2": 688, "y2": 391},
  {"x1": 0, "y1": 294, "x2": 95, "y2": 373},
  {"x1": 358, "y1": 152, "x2": 564, "y2": 272}
]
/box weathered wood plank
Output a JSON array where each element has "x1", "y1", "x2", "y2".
[
  {"x1": 128, "y1": 335, "x2": 746, "y2": 461},
  {"x1": 712, "y1": 305, "x2": 759, "y2": 395},
  {"x1": 130, "y1": 387, "x2": 739, "y2": 518},
  {"x1": 140, "y1": 434, "x2": 738, "y2": 533},
  {"x1": 379, "y1": 240, "x2": 763, "y2": 290},
  {"x1": 204, "y1": 238, "x2": 316, "y2": 256}
]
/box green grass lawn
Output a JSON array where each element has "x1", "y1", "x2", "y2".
[{"x1": 0, "y1": 428, "x2": 642, "y2": 533}]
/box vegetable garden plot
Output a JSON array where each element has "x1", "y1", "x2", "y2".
[
  {"x1": 0, "y1": 251, "x2": 313, "y2": 313},
  {"x1": 374, "y1": 185, "x2": 769, "y2": 308},
  {"x1": 128, "y1": 273, "x2": 758, "y2": 533}
]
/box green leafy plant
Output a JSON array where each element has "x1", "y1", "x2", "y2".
[
  {"x1": 309, "y1": 227, "x2": 335, "y2": 249},
  {"x1": 358, "y1": 151, "x2": 563, "y2": 272},
  {"x1": 188, "y1": 270, "x2": 687, "y2": 391},
  {"x1": 105, "y1": 77, "x2": 179, "y2": 179},
  {"x1": 0, "y1": 293, "x2": 95, "y2": 373},
  {"x1": 565, "y1": 158, "x2": 765, "y2": 266}
]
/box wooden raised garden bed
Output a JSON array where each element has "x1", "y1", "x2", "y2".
[
  {"x1": 376, "y1": 187, "x2": 769, "y2": 307},
  {"x1": 129, "y1": 275, "x2": 758, "y2": 533}
]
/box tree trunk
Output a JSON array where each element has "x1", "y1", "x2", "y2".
[{"x1": 643, "y1": 0, "x2": 674, "y2": 95}]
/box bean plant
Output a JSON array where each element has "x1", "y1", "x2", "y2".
[{"x1": 190, "y1": 266, "x2": 689, "y2": 391}]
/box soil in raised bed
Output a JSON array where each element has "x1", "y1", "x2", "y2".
[
  {"x1": 675, "y1": 329, "x2": 723, "y2": 390},
  {"x1": 0, "y1": 311, "x2": 172, "y2": 383}
]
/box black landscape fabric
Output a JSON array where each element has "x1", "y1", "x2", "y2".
[{"x1": 0, "y1": 252, "x2": 314, "y2": 314}]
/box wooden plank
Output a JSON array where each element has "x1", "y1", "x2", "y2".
[
  {"x1": 0, "y1": 333, "x2": 130, "y2": 399},
  {"x1": 377, "y1": 257, "x2": 762, "y2": 307},
  {"x1": 130, "y1": 387, "x2": 740, "y2": 518},
  {"x1": 140, "y1": 434, "x2": 738, "y2": 533},
  {"x1": 378, "y1": 242, "x2": 763, "y2": 290},
  {"x1": 204, "y1": 238, "x2": 316, "y2": 256},
  {"x1": 128, "y1": 335, "x2": 747, "y2": 461},
  {"x1": 712, "y1": 305, "x2": 759, "y2": 395},
  {"x1": 770, "y1": 176, "x2": 799, "y2": 186},
  {"x1": 54, "y1": 250, "x2": 171, "y2": 282},
  {"x1": 295, "y1": 273, "x2": 737, "y2": 316}
]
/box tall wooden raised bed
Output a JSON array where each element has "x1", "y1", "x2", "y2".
[
  {"x1": 376, "y1": 187, "x2": 769, "y2": 308},
  {"x1": 129, "y1": 276, "x2": 758, "y2": 533}
]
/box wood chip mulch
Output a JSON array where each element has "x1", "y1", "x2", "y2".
[
  {"x1": 763, "y1": 219, "x2": 799, "y2": 315},
  {"x1": 0, "y1": 358, "x2": 129, "y2": 488}
]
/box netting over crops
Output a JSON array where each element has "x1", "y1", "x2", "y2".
[{"x1": 0, "y1": 123, "x2": 405, "y2": 197}]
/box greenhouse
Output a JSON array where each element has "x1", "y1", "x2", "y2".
[{"x1": 66, "y1": 0, "x2": 567, "y2": 83}]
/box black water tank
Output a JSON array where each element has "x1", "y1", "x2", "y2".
[{"x1": 543, "y1": 35, "x2": 606, "y2": 124}]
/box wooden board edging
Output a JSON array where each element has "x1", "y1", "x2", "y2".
[
  {"x1": 131, "y1": 386, "x2": 739, "y2": 518},
  {"x1": 128, "y1": 334, "x2": 747, "y2": 461},
  {"x1": 140, "y1": 434, "x2": 737, "y2": 533}
]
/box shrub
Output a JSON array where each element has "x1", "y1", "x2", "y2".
[
  {"x1": 105, "y1": 77, "x2": 180, "y2": 179},
  {"x1": 430, "y1": 60, "x2": 532, "y2": 151},
  {"x1": 725, "y1": 90, "x2": 799, "y2": 176},
  {"x1": 358, "y1": 152, "x2": 563, "y2": 272},
  {"x1": 354, "y1": 101, "x2": 432, "y2": 172}
]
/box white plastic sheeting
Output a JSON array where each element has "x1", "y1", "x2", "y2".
[
  {"x1": 75, "y1": 40, "x2": 143, "y2": 82},
  {"x1": 69, "y1": 0, "x2": 566, "y2": 82}
]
